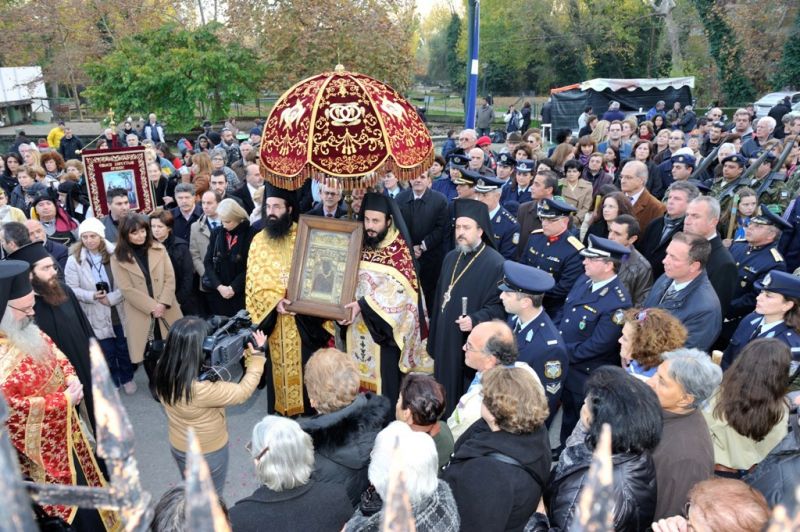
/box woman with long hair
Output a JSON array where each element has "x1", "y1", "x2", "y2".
[
  {"x1": 704, "y1": 338, "x2": 790, "y2": 478},
  {"x1": 618, "y1": 307, "x2": 688, "y2": 379},
  {"x1": 1, "y1": 152, "x2": 22, "y2": 197},
  {"x1": 722, "y1": 270, "x2": 800, "y2": 370},
  {"x1": 590, "y1": 120, "x2": 610, "y2": 146},
  {"x1": 157, "y1": 142, "x2": 183, "y2": 169},
  {"x1": 583, "y1": 191, "x2": 633, "y2": 241},
  {"x1": 603, "y1": 145, "x2": 621, "y2": 178},
  {"x1": 574, "y1": 136, "x2": 597, "y2": 166},
  {"x1": 653, "y1": 129, "x2": 670, "y2": 161},
  {"x1": 203, "y1": 198, "x2": 251, "y2": 317},
  {"x1": 550, "y1": 143, "x2": 575, "y2": 175},
  {"x1": 65, "y1": 218, "x2": 135, "y2": 393},
  {"x1": 652, "y1": 114, "x2": 666, "y2": 133},
  {"x1": 110, "y1": 213, "x2": 182, "y2": 395},
  {"x1": 155, "y1": 316, "x2": 266, "y2": 494},
  {"x1": 150, "y1": 208, "x2": 197, "y2": 316}
]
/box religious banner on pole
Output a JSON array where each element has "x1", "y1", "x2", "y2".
[{"x1": 82, "y1": 147, "x2": 152, "y2": 217}]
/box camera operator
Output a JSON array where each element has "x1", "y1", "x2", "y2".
[{"x1": 154, "y1": 315, "x2": 266, "y2": 494}]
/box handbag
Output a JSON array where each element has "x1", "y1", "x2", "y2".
[{"x1": 144, "y1": 317, "x2": 170, "y2": 363}]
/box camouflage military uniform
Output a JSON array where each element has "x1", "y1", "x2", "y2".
[{"x1": 754, "y1": 173, "x2": 791, "y2": 214}]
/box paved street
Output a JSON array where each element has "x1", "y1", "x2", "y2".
[{"x1": 121, "y1": 364, "x2": 269, "y2": 506}]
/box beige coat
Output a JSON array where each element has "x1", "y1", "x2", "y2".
[
  {"x1": 110, "y1": 243, "x2": 183, "y2": 363},
  {"x1": 189, "y1": 215, "x2": 213, "y2": 290},
  {"x1": 559, "y1": 178, "x2": 594, "y2": 227}
]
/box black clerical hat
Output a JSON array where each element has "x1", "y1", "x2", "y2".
[
  {"x1": 8, "y1": 242, "x2": 52, "y2": 266},
  {"x1": 454, "y1": 198, "x2": 496, "y2": 249},
  {"x1": 0, "y1": 260, "x2": 32, "y2": 321},
  {"x1": 361, "y1": 192, "x2": 392, "y2": 216},
  {"x1": 263, "y1": 182, "x2": 299, "y2": 221}
]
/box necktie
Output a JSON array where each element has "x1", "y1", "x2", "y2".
[{"x1": 660, "y1": 283, "x2": 677, "y2": 303}]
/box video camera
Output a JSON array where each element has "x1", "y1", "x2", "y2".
[{"x1": 200, "y1": 310, "x2": 258, "y2": 382}]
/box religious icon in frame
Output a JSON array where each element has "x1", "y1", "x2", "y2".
[
  {"x1": 82, "y1": 147, "x2": 153, "y2": 216},
  {"x1": 286, "y1": 214, "x2": 364, "y2": 321}
]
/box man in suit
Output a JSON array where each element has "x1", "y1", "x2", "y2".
[
  {"x1": 307, "y1": 178, "x2": 347, "y2": 218},
  {"x1": 190, "y1": 190, "x2": 222, "y2": 314},
  {"x1": 643, "y1": 232, "x2": 722, "y2": 351},
  {"x1": 683, "y1": 196, "x2": 737, "y2": 318},
  {"x1": 499, "y1": 260, "x2": 567, "y2": 427},
  {"x1": 170, "y1": 183, "x2": 203, "y2": 242},
  {"x1": 638, "y1": 181, "x2": 701, "y2": 279},
  {"x1": 558, "y1": 235, "x2": 632, "y2": 443},
  {"x1": 396, "y1": 172, "x2": 449, "y2": 312},
  {"x1": 232, "y1": 162, "x2": 263, "y2": 215},
  {"x1": 514, "y1": 169, "x2": 559, "y2": 259},
  {"x1": 620, "y1": 160, "x2": 666, "y2": 231}
]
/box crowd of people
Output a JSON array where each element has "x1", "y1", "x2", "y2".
[{"x1": 1, "y1": 98, "x2": 800, "y2": 531}]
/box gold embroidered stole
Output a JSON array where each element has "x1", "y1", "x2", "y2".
[{"x1": 245, "y1": 228, "x2": 304, "y2": 415}]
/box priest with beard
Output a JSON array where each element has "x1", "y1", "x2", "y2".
[
  {"x1": 7, "y1": 241, "x2": 97, "y2": 431},
  {"x1": 338, "y1": 192, "x2": 427, "y2": 405},
  {"x1": 0, "y1": 260, "x2": 119, "y2": 530},
  {"x1": 430, "y1": 198, "x2": 505, "y2": 416},
  {"x1": 245, "y1": 183, "x2": 331, "y2": 416}
]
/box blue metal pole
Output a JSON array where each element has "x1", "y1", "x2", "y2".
[{"x1": 464, "y1": 0, "x2": 480, "y2": 129}]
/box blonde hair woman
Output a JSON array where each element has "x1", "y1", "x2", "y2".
[{"x1": 202, "y1": 198, "x2": 251, "y2": 316}]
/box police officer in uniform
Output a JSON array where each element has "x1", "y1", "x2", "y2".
[
  {"x1": 498, "y1": 260, "x2": 568, "y2": 427},
  {"x1": 558, "y1": 234, "x2": 632, "y2": 444},
  {"x1": 432, "y1": 152, "x2": 468, "y2": 203},
  {"x1": 521, "y1": 197, "x2": 585, "y2": 322},
  {"x1": 721, "y1": 270, "x2": 800, "y2": 370},
  {"x1": 726, "y1": 206, "x2": 789, "y2": 329},
  {"x1": 474, "y1": 174, "x2": 520, "y2": 260},
  {"x1": 500, "y1": 158, "x2": 534, "y2": 207},
  {"x1": 495, "y1": 152, "x2": 516, "y2": 190}
]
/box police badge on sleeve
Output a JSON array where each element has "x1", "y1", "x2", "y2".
[{"x1": 544, "y1": 360, "x2": 562, "y2": 379}]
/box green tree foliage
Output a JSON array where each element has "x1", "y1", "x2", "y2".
[
  {"x1": 774, "y1": 7, "x2": 800, "y2": 90},
  {"x1": 690, "y1": 0, "x2": 755, "y2": 104},
  {"x1": 84, "y1": 23, "x2": 264, "y2": 131},
  {"x1": 446, "y1": 13, "x2": 465, "y2": 90}
]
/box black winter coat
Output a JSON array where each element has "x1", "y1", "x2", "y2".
[
  {"x1": 531, "y1": 443, "x2": 657, "y2": 532},
  {"x1": 441, "y1": 419, "x2": 551, "y2": 532},
  {"x1": 297, "y1": 392, "x2": 392, "y2": 506},
  {"x1": 163, "y1": 234, "x2": 194, "y2": 309},
  {"x1": 229, "y1": 481, "x2": 354, "y2": 532},
  {"x1": 203, "y1": 220, "x2": 251, "y2": 316},
  {"x1": 745, "y1": 419, "x2": 800, "y2": 514}
]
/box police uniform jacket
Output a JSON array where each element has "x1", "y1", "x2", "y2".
[
  {"x1": 559, "y1": 275, "x2": 631, "y2": 394},
  {"x1": 510, "y1": 312, "x2": 568, "y2": 423},
  {"x1": 728, "y1": 241, "x2": 786, "y2": 319},
  {"x1": 500, "y1": 184, "x2": 532, "y2": 208},
  {"x1": 721, "y1": 312, "x2": 800, "y2": 371},
  {"x1": 490, "y1": 206, "x2": 521, "y2": 260},
  {"x1": 522, "y1": 229, "x2": 585, "y2": 322},
  {"x1": 643, "y1": 271, "x2": 722, "y2": 352}
]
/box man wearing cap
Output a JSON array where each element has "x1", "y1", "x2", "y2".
[
  {"x1": 643, "y1": 232, "x2": 722, "y2": 351},
  {"x1": 430, "y1": 198, "x2": 505, "y2": 415},
  {"x1": 514, "y1": 169, "x2": 559, "y2": 259},
  {"x1": 7, "y1": 241, "x2": 99, "y2": 431},
  {"x1": 500, "y1": 159, "x2": 534, "y2": 207},
  {"x1": 432, "y1": 153, "x2": 466, "y2": 203},
  {"x1": 499, "y1": 261, "x2": 567, "y2": 425},
  {"x1": 712, "y1": 153, "x2": 757, "y2": 233},
  {"x1": 249, "y1": 126, "x2": 262, "y2": 146},
  {"x1": 474, "y1": 174, "x2": 520, "y2": 260},
  {"x1": 558, "y1": 235, "x2": 632, "y2": 442},
  {"x1": 721, "y1": 270, "x2": 800, "y2": 370},
  {"x1": 339, "y1": 193, "x2": 426, "y2": 404},
  {"x1": 396, "y1": 171, "x2": 449, "y2": 312},
  {"x1": 247, "y1": 185, "x2": 332, "y2": 416},
  {"x1": 620, "y1": 160, "x2": 666, "y2": 231},
  {"x1": 30, "y1": 191, "x2": 79, "y2": 246},
  {"x1": 521, "y1": 198, "x2": 585, "y2": 321},
  {"x1": 638, "y1": 181, "x2": 701, "y2": 279},
  {"x1": 667, "y1": 153, "x2": 696, "y2": 188},
  {"x1": 307, "y1": 178, "x2": 347, "y2": 218},
  {"x1": 0, "y1": 261, "x2": 119, "y2": 529},
  {"x1": 752, "y1": 151, "x2": 790, "y2": 213},
  {"x1": 725, "y1": 206, "x2": 789, "y2": 331}
]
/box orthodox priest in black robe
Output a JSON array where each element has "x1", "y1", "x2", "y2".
[
  {"x1": 8, "y1": 242, "x2": 97, "y2": 432},
  {"x1": 339, "y1": 193, "x2": 428, "y2": 406},
  {"x1": 430, "y1": 198, "x2": 505, "y2": 416}
]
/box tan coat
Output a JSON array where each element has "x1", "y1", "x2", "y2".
[
  {"x1": 559, "y1": 178, "x2": 594, "y2": 227},
  {"x1": 164, "y1": 355, "x2": 265, "y2": 453},
  {"x1": 110, "y1": 243, "x2": 183, "y2": 363}
]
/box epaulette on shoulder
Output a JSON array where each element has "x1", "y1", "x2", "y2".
[
  {"x1": 502, "y1": 210, "x2": 518, "y2": 223},
  {"x1": 532, "y1": 228, "x2": 544, "y2": 234},
  {"x1": 614, "y1": 285, "x2": 627, "y2": 302},
  {"x1": 567, "y1": 235, "x2": 585, "y2": 251},
  {"x1": 771, "y1": 248, "x2": 784, "y2": 262}
]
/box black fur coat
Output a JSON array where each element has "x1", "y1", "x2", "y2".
[{"x1": 297, "y1": 392, "x2": 392, "y2": 505}]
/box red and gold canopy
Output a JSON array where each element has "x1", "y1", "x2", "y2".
[{"x1": 259, "y1": 65, "x2": 434, "y2": 191}]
